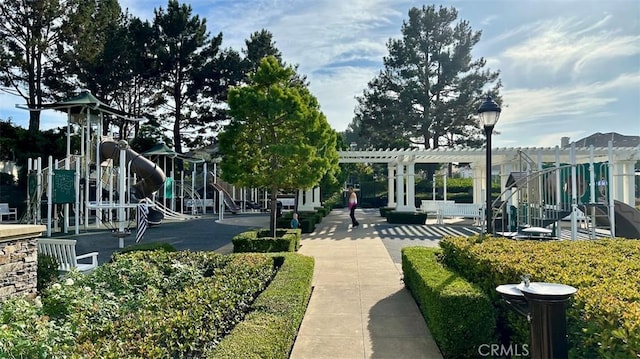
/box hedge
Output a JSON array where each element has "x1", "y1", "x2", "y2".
[
  {"x1": 1, "y1": 251, "x2": 277, "y2": 358},
  {"x1": 232, "y1": 229, "x2": 301, "y2": 253},
  {"x1": 386, "y1": 211, "x2": 428, "y2": 224},
  {"x1": 379, "y1": 207, "x2": 394, "y2": 217},
  {"x1": 401, "y1": 247, "x2": 496, "y2": 358},
  {"x1": 439, "y1": 236, "x2": 640, "y2": 358},
  {"x1": 210, "y1": 253, "x2": 315, "y2": 358},
  {"x1": 276, "y1": 211, "x2": 317, "y2": 233}
]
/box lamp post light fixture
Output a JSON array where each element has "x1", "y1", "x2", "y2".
[{"x1": 477, "y1": 96, "x2": 501, "y2": 234}]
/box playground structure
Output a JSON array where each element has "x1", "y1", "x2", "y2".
[
  {"x1": 19, "y1": 90, "x2": 180, "y2": 247},
  {"x1": 338, "y1": 143, "x2": 640, "y2": 240},
  {"x1": 494, "y1": 145, "x2": 640, "y2": 240}
]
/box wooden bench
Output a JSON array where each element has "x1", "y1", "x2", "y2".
[
  {"x1": 437, "y1": 203, "x2": 483, "y2": 225},
  {"x1": 0, "y1": 203, "x2": 17, "y2": 222},
  {"x1": 37, "y1": 239, "x2": 99, "y2": 272}
]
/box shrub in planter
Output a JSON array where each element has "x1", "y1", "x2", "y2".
[
  {"x1": 379, "y1": 207, "x2": 394, "y2": 217},
  {"x1": 315, "y1": 206, "x2": 328, "y2": 217},
  {"x1": 402, "y1": 247, "x2": 496, "y2": 358},
  {"x1": 233, "y1": 229, "x2": 299, "y2": 253},
  {"x1": 386, "y1": 211, "x2": 428, "y2": 224}
]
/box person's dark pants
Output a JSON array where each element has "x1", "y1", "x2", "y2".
[{"x1": 350, "y1": 205, "x2": 359, "y2": 226}]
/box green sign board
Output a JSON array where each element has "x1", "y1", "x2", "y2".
[{"x1": 53, "y1": 170, "x2": 76, "y2": 204}]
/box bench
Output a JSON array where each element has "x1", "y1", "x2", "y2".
[
  {"x1": 37, "y1": 239, "x2": 99, "y2": 272},
  {"x1": 420, "y1": 200, "x2": 451, "y2": 213},
  {"x1": 0, "y1": 203, "x2": 17, "y2": 222},
  {"x1": 437, "y1": 203, "x2": 483, "y2": 225}
]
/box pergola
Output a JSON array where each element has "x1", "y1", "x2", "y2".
[{"x1": 337, "y1": 145, "x2": 640, "y2": 211}]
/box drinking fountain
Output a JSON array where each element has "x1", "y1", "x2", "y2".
[{"x1": 496, "y1": 275, "x2": 577, "y2": 359}]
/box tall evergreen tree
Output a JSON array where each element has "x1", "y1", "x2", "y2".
[
  {"x1": 0, "y1": 0, "x2": 68, "y2": 132},
  {"x1": 150, "y1": 0, "x2": 222, "y2": 154},
  {"x1": 242, "y1": 29, "x2": 283, "y2": 75},
  {"x1": 352, "y1": 5, "x2": 501, "y2": 150},
  {"x1": 219, "y1": 56, "x2": 339, "y2": 235}
]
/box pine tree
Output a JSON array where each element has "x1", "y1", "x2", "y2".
[{"x1": 352, "y1": 5, "x2": 501, "y2": 150}]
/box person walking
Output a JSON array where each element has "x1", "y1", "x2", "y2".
[{"x1": 348, "y1": 186, "x2": 359, "y2": 228}]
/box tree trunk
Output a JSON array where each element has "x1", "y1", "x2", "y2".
[{"x1": 28, "y1": 110, "x2": 41, "y2": 133}]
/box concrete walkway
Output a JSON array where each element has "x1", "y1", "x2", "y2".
[{"x1": 290, "y1": 209, "x2": 443, "y2": 359}]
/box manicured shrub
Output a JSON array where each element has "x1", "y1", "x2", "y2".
[
  {"x1": 37, "y1": 254, "x2": 59, "y2": 291},
  {"x1": 439, "y1": 236, "x2": 640, "y2": 358},
  {"x1": 386, "y1": 211, "x2": 428, "y2": 224},
  {"x1": 277, "y1": 212, "x2": 317, "y2": 233},
  {"x1": 402, "y1": 247, "x2": 496, "y2": 358},
  {"x1": 210, "y1": 253, "x2": 314, "y2": 358},
  {"x1": 1, "y1": 251, "x2": 278, "y2": 358},
  {"x1": 379, "y1": 206, "x2": 394, "y2": 217},
  {"x1": 0, "y1": 295, "x2": 76, "y2": 357},
  {"x1": 114, "y1": 241, "x2": 177, "y2": 257},
  {"x1": 233, "y1": 229, "x2": 299, "y2": 253},
  {"x1": 315, "y1": 206, "x2": 328, "y2": 217}
]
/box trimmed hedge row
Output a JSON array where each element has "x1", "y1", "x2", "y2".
[
  {"x1": 276, "y1": 209, "x2": 325, "y2": 233},
  {"x1": 232, "y1": 229, "x2": 301, "y2": 253},
  {"x1": 401, "y1": 247, "x2": 496, "y2": 358},
  {"x1": 210, "y1": 253, "x2": 314, "y2": 358},
  {"x1": 439, "y1": 236, "x2": 640, "y2": 358},
  {"x1": 386, "y1": 211, "x2": 428, "y2": 224}
]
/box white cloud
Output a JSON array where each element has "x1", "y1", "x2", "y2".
[
  {"x1": 500, "y1": 15, "x2": 640, "y2": 76},
  {"x1": 308, "y1": 66, "x2": 379, "y2": 131},
  {"x1": 500, "y1": 72, "x2": 640, "y2": 126}
]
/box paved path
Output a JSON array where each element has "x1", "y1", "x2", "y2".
[{"x1": 291, "y1": 209, "x2": 443, "y2": 359}]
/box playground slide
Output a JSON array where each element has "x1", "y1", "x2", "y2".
[
  {"x1": 581, "y1": 201, "x2": 640, "y2": 239},
  {"x1": 210, "y1": 182, "x2": 241, "y2": 214},
  {"x1": 613, "y1": 200, "x2": 640, "y2": 239},
  {"x1": 100, "y1": 140, "x2": 166, "y2": 223}
]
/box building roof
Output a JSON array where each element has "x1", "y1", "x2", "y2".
[{"x1": 566, "y1": 132, "x2": 640, "y2": 148}]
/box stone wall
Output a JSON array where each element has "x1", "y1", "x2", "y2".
[{"x1": 0, "y1": 225, "x2": 45, "y2": 301}]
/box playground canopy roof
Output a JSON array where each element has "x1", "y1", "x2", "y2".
[
  {"x1": 143, "y1": 143, "x2": 204, "y2": 163},
  {"x1": 21, "y1": 90, "x2": 142, "y2": 121}
]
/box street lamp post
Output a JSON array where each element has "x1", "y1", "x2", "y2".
[{"x1": 477, "y1": 97, "x2": 501, "y2": 234}]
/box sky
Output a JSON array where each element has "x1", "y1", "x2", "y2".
[{"x1": 1, "y1": 0, "x2": 639, "y2": 148}]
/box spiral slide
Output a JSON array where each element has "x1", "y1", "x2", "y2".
[{"x1": 100, "y1": 140, "x2": 166, "y2": 224}]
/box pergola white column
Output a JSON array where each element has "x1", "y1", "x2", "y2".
[
  {"x1": 500, "y1": 163, "x2": 512, "y2": 201},
  {"x1": 395, "y1": 161, "x2": 409, "y2": 211},
  {"x1": 387, "y1": 164, "x2": 396, "y2": 208},
  {"x1": 406, "y1": 160, "x2": 416, "y2": 212},
  {"x1": 619, "y1": 160, "x2": 636, "y2": 206},
  {"x1": 472, "y1": 164, "x2": 484, "y2": 205},
  {"x1": 312, "y1": 187, "x2": 322, "y2": 207},
  {"x1": 297, "y1": 188, "x2": 319, "y2": 211}
]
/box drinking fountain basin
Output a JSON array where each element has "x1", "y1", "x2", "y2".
[
  {"x1": 497, "y1": 282, "x2": 576, "y2": 302},
  {"x1": 519, "y1": 282, "x2": 576, "y2": 301}
]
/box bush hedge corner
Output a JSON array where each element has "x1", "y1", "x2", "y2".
[
  {"x1": 210, "y1": 253, "x2": 314, "y2": 358},
  {"x1": 233, "y1": 229, "x2": 301, "y2": 253},
  {"x1": 402, "y1": 247, "x2": 496, "y2": 358}
]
